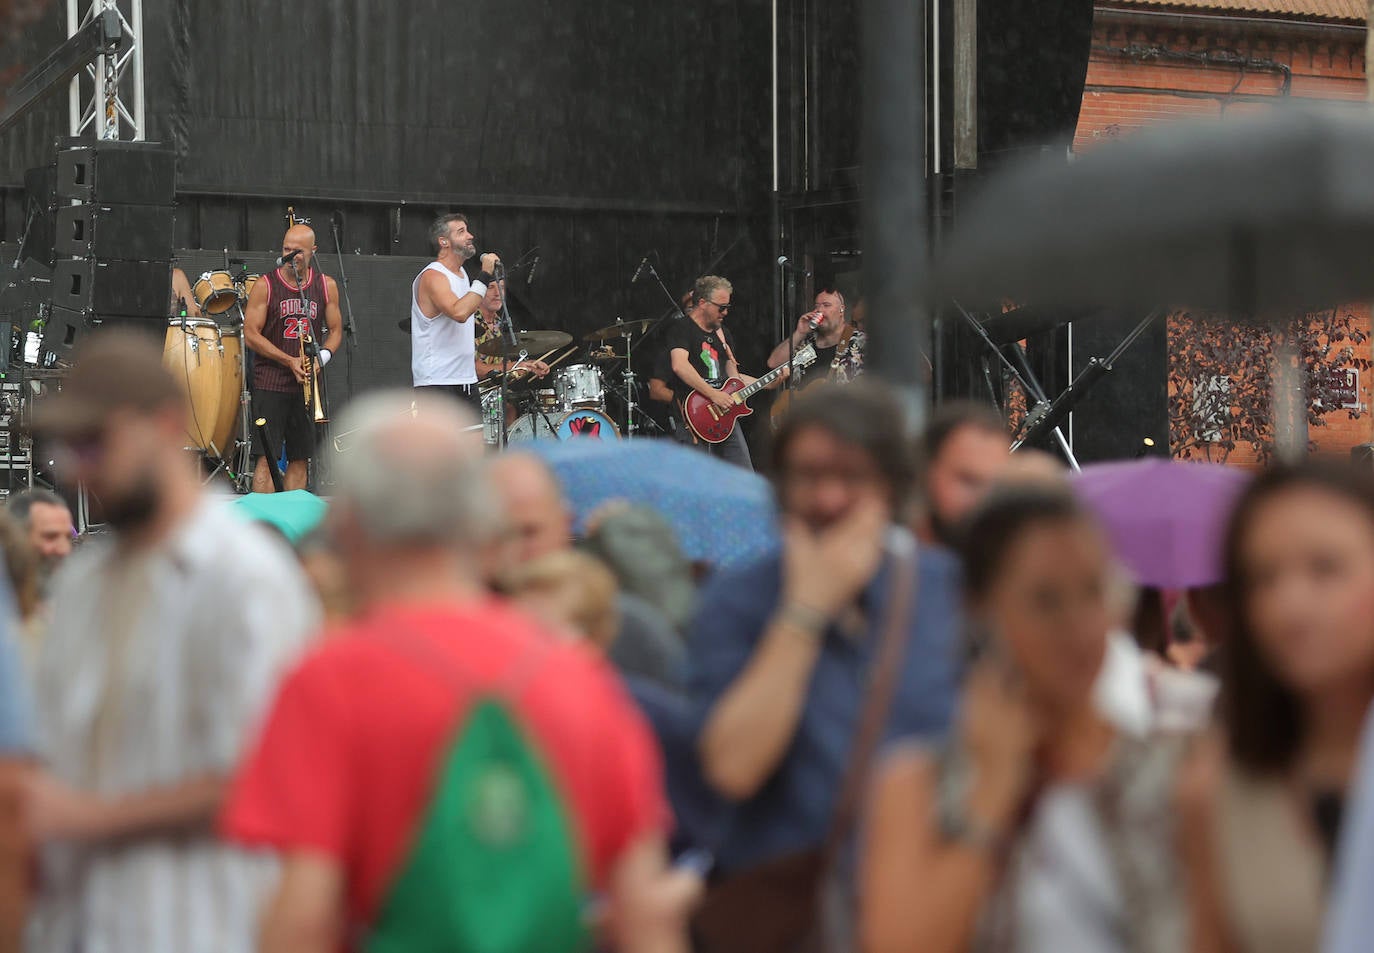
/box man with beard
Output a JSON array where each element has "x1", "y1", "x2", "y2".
[
  {"x1": 7, "y1": 489, "x2": 74, "y2": 589},
  {"x1": 22, "y1": 332, "x2": 319, "y2": 953},
  {"x1": 665, "y1": 275, "x2": 768, "y2": 470},
  {"x1": 913, "y1": 402, "x2": 1012, "y2": 548},
  {"x1": 766, "y1": 288, "x2": 864, "y2": 387},
  {"x1": 244, "y1": 224, "x2": 343, "y2": 493},
  {"x1": 687, "y1": 382, "x2": 963, "y2": 876},
  {"x1": 411, "y1": 213, "x2": 502, "y2": 413},
  {"x1": 474, "y1": 279, "x2": 549, "y2": 382}
]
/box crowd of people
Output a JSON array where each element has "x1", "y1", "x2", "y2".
[{"x1": 0, "y1": 328, "x2": 1370, "y2": 953}]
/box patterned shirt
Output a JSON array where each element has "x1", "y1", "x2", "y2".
[
  {"x1": 830, "y1": 327, "x2": 866, "y2": 384},
  {"x1": 29, "y1": 499, "x2": 320, "y2": 953}
]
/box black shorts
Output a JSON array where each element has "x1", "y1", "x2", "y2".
[{"x1": 252, "y1": 388, "x2": 316, "y2": 462}]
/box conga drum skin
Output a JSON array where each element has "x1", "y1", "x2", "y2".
[{"x1": 163, "y1": 318, "x2": 225, "y2": 452}]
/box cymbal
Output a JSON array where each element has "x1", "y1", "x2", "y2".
[
  {"x1": 583, "y1": 318, "x2": 657, "y2": 342},
  {"x1": 476, "y1": 329, "x2": 572, "y2": 358}
]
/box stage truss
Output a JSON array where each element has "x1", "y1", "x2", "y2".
[{"x1": 66, "y1": 0, "x2": 143, "y2": 140}]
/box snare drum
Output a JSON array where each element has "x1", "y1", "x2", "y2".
[
  {"x1": 191, "y1": 271, "x2": 240, "y2": 315},
  {"x1": 555, "y1": 409, "x2": 620, "y2": 441},
  {"x1": 163, "y1": 318, "x2": 226, "y2": 451},
  {"x1": 554, "y1": 364, "x2": 604, "y2": 411}
]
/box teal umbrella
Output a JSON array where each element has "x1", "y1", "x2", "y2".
[{"x1": 230, "y1": 490, "x2": 328, "y2": 544}]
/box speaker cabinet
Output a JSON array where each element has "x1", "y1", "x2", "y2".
[
  {"x1": 55, "y1": 141, "x2": 176, "y2": 206},
  {"x1": 55, "y1": 204, "x2": 174, "y2": 261},
  {"x1": 50, "y1": 259, "x2": 169, "y2": 317}
]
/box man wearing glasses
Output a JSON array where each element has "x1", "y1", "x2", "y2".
[{"x1": 666, "y1": 275, "x2": 758, "y2": 470}]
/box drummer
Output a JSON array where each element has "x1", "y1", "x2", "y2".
[
  {"x1": 170, "y1": 266, "x2": 202, "y2": 318},
  {"x1": 475, "y1": 279, "x2": 550, "y2": 383}
]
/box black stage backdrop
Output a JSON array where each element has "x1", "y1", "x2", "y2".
[{"x1": 0, "y1": 0, "x2": 776, "y2": 416}]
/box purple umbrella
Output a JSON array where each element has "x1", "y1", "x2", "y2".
[{"x1": 1071, "y1": 458, "x2": 1252, "y2": 590}]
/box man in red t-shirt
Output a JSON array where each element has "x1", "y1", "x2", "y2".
[{"x1": 222, "y1": 391, "x2": 696, "y2": 953}]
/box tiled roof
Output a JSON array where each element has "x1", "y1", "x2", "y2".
[{"x1": 1105, "y1": 0, "x2": 1367, "y2": 23}]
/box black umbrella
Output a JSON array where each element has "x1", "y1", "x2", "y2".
[{"x1": 936, "y1": 105, "x2": 1374, "y2": 316}]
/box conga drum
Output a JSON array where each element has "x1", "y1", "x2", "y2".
[
  {"x1": 163, "y1": 318, "x2": 225, "y2": 452},
  {"x1": 211, "y1": 328, "x2": 245, "y2": 459}
]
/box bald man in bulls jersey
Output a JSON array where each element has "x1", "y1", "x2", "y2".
[{"x1": 244, "y1": 224, "x2": 343, "y2": 492}]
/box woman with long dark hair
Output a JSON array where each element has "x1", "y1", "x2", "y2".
[
  {"x1": 861, "y1": 485, "x2": 1185, "y2": 953},
  {"x1": 1179, "y1": 463, "x2": 1374, "y2": 953}
]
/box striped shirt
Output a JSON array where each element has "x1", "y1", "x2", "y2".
[
  {"x1": 28, "y1": 498, "x2": 320, "y2": 953},
  {"x1": 253, "y1": 267, "x2": 329, "y2": 394}
]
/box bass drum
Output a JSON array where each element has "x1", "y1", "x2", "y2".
[
  {"x1": 211, "y1": 328, "x2": 244, "y2": 459},
  {"x1": 163, "y1": 318, "x2": 225, "y2": 451},
  {"x1": 507, "y1": 412, "x2": 558, "y2": 443},
  {"x1": 555, "y1": 409, "x2": 620, "y2": 441}
]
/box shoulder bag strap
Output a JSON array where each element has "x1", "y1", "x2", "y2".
[{"x1": 821, "y1": 539, "x2": 919, "y2": 860}]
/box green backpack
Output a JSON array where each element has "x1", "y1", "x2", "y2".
[{"x1": 367, "y1": 638, "x2": 590, "y2": 953}]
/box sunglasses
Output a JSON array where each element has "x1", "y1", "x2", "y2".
[{"x1": 709, "y1": 301, "x2": 732, "y2": 313}]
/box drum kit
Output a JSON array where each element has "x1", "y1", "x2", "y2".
[
  {"x1": 479, "y1": 317, "x2": 660, "y2": 447},
  {"x1": 165, "y1": 263, "x2": 257, "y2": 489}
]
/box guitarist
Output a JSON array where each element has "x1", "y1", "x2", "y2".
[
  {"x1": 767, "y1": 289, "x2": 863, "y2": 427},
  {"x1": 667, "y1": 275, "x2": 776, "y2": 470}
]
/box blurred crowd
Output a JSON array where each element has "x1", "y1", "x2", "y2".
[{"x1": 0, "y1": 330, "x2": 1369, "y2": 953}]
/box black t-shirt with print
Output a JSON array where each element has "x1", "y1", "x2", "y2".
[{"x1": 664, "y1": 318, "x2": 735, "y2": 402}]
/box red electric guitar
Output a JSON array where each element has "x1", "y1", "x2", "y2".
[{"x1": 683, "y1": 343, "x2": 817, "y2": 444}]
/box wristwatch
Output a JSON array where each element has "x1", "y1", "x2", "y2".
[{"x1": 935, "y1": 745, "x2": 1006, "y2": 854}]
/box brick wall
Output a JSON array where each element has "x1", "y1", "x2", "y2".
[{"x1": 1074, "y1": 9, "x2": 1370, "y2": 462}]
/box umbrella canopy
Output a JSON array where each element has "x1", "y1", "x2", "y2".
[
  {"x1": 230, "y1": 490, "x2": 328, "y2": 544},
  {"x1": 520, "y1": 440, "x2": 778, "y2": 569},
  {"x1": 937, "y1": 105, "x2": 1374, "y2": 316},
  {"x1": 1071, "y1": 458, "x2": 1251, "y2": 589}
]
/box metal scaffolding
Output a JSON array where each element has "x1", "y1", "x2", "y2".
[{"x1": 67, "y1": 0, "x2": 144, "y2": 140}]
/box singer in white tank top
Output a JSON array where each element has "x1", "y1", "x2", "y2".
[{"x1": 411, "y1": 261, "x2": 479, "y2": 387}]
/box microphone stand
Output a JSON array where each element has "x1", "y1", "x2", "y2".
[
  {"x1": 494, "y1": 262, "x2": 514, "y2": 447},
  {"x1": 293, "y1": 257, "x2": 320, "y2": 488},
  {"x1": 646, "y1": 262, "x2": 690, "y2": 322},
  {"x1": 782, "y1": 261, "x2": 801, "y2": 400},
  {"x1": 328, "y1": 211, "x2": 358, "y2": 400},
  {"x1": 491, "y1": 253, "x2": 544, "y2": 446}
]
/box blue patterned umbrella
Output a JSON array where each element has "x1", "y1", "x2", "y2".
[{"x1": 521, "y1": 440, "x2": 778, "y2": 569}]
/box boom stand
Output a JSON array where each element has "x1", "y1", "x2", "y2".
[
  {"x1": 951, "y1": 300, "x2": 1081, "y2": 471},
  {"x1": 328, "y1": 213, "x2": 359, "y2": 399}
]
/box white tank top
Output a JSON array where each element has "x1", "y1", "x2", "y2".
[{"x1": 411, "y1": 261, "x2": 478, "y2": 386}]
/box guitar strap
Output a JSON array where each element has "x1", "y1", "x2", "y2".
[{"x1": 715, "y1": 327, "x2": 737, "y2": 372}]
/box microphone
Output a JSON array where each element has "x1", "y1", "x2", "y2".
[
  {"x1": 527, "y1": 256, "x2": 540, "y2": 287},
  {"x1": 777, "y1": 255, "x2": 812, "y2": 277},
  {"x1": 631, "y1": 256, "x2": 651, "y2": 284},
  {"x1": 276, "y1": 249, "x2": 302, "y2": 267}
]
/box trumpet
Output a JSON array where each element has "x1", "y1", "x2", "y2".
[
  {"x1": 284, "y1": 205, "x2": 327, "y2": 424},
  {"x1": 301, "y1": 328, "x2": 328, "y2": 424}
]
